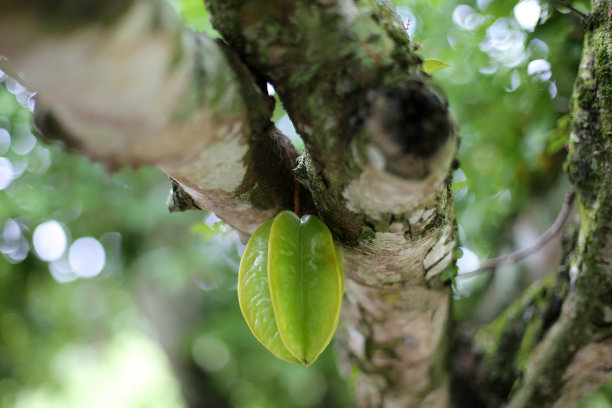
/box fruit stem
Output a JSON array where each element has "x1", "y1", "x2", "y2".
[{"x1": 294, "y1": 179, "x2": 301, "y2": 216}]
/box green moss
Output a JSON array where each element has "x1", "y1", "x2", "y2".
[
  {"x1": 204, "y1": 0, "x2": 452, "y2": 249},
  {"x1": 383, "y1": 293, "x2": 401, "y2": 304},
  {"x1": 235, "y1": 182, "x2": 258, "y2": 203},
  {"x1": 514, "y1": 317, "x2": 541, "y2": 371},
  {"x1": 471, "y1": 270, "x2": 572, "y2": 402},
  {"x1": 361, "y1": 228, "x2": 376, "y2": 243},
  {"x1": 566, "y1": 7, "x2": 612, "y2": 209}
]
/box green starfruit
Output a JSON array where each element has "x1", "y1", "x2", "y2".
[{"x1": 238, "y1": 211, "x2": 344, "y2": 366}]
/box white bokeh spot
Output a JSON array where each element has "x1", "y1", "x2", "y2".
[
  {"x1": 33, "y1": 220, "x2": 67, "y2": 261},
  {"x1": 0, "y1": 157, "x2": 13, "y2": 190},
  {"x1": 514, "y1": 0, "x2": 541, "y2": 32},
  {"x1": 0, "y1": 128, "x2": 10, "y2": 155},
  {"x1": 69, "y1": 237, "x2": 106, "y2": 278},
  {"x1": 527, "y1": 59, "x2": 552, "y2": 81},
  {"x1": 49, "y1": 257, "x2": 78, "y2": 283}
]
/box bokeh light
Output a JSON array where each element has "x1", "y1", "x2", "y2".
[
  {"x1": 514, "y1": 0, "x2": 542, "y2": 32},
  {"x1": 1, "y1": 219, "x2": 30, "y2": 263},
  {"x1": 33, "y1": 220, "x2": 67, "y2": 262},
  {"x1": 0, "y1": 157, "x2": 13, "y2": 189},
  {"x1": 455, "y1": 247, "x2": 481, "y2": 298},
  {"x1": 192, "y1": 335, "x2": 231, "y2": 372},
  {"x1": 68, "y1": 237, "x2": 106, "y2": 278},
  {"x1": 528, "y1": 59, "x2": 552, "y2": 81},
  {"x1": 49, "y1": 257, "x2": 78, "y2": 284},
  {"x1": 11, "y1": 130, "x2": 36, "y2": 155},
  {"x1": 453, "y1": 5, "x2": 484, "y2": 31},
  {"x1": 0, "y1": 128, "x2": 10, "y2": 154}
]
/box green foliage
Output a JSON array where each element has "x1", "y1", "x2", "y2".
[
  {"x1": 396, "y1": 0, "x2": 582, "y2": 261},
  {"x1": 167, "y1": 0, "x2": 219, "y2": 37},
  {"x1": 577, "y1": 381, "x2": 612, "y2": 408},
  {"x1": 423, "y1": 58, "x2": 451, "y2": 74}
]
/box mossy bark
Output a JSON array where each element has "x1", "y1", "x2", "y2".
[
  {"x1": 205, "y1": 1, "x2": 457, "y2": 406},
  {"x1": 456, "y1": 1, "x2": 612, "y2": 407}
]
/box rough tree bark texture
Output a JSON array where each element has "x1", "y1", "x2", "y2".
[
  {"x1": 454, "y1": 1, "x2": 612, "y2": 407},
  {"x1": 203, "y1": 2, "x2": 456, "y2": 407},
  {"x1": 2, "y1": 0, "x2": 610, "y2": 407}
]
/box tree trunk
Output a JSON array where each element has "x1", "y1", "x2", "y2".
[
  {"x1": 0, "y1": 0, "x2": 610, "y2": 407},
  {"x1": 454, "y1": 1, "x2": 612, "y2": 407}
]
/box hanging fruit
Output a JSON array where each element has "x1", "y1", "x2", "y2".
[{"x1": 238, "y1": 210, "x2": 344, "y2": 366}]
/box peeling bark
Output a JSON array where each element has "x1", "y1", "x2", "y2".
[{"x1": 336, "y1": 188, "x2": 454, "y2": 407}]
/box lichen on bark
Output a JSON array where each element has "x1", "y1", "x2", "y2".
[{"x1": 204, "y1": 1, "x2": 458, "y2": 406}]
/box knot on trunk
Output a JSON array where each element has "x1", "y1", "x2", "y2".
[{"x1": 367, "y1": 79, "x2": 454, "y2": 179}]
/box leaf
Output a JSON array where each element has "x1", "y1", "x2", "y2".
[
  {"x1": 423, "y1": 58, "x2": 450, "y2": 74},
  {"x1": 238, "y1": 211, "x2": 344, "y2": 366}
]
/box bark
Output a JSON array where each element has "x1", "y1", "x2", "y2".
[
  {"x1": 204, "y1": 1, "x2": 457, "y2": 406},
  {"x1": 455, "y1": 1, "x2": 612, "y2": 407},
  {"x1": 0, "y1": 0, "x2": 302, "y2": 236}
]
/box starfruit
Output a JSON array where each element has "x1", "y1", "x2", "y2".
[{"x1": 238, "y1": 211, "x2": 344, "y2": 366}]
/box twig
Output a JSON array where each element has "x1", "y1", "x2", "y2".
[
  {"x1": 554, "y1": 1, "x2": 587, "y2": 19},
  {"x1": 294, "y1": 179, "x2": 300, "y2": 216},
  {"x1": 458, "y1": 187, "x2": 576, "y2": 279}
]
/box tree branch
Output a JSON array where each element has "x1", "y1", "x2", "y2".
[
  {"x1": 0, "y1": 0, "x2": 303, "y2": 235},
  {"x1": 553, "y1": 0, "x2": 588, "y2": 19},
  {"x1": 2, "y1": 0, "x2": 462, "y2": 406},
  {"x1": 205, "y1": 0, "x2": 456, "y2": 242},
  {"x1": 459, "y1": 187, "x2": 576, "y2": 279},
  {"x1": 506, "y1": 3, "x2": 612, "y2": 405},
  {"x1": 205, "y1": 1, "x2": 457, "y2": 406}
]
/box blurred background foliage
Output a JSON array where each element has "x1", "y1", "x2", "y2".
[{"x1": 0, "y1": 0, "x2": 608, "y2": 407}]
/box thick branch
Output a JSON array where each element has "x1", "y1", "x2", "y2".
[
  {"x1": 205, "y1": 0, "x2": 456, "y2": 242},
  {"x1": 0, "y1": 0, "x2": 300, "y2": 235},
  {"x1": 453, "y1": 259, "x2": 571, "y2": 407},
  {"x1": 205, "y1": 1, "x2": 457, "y2": 406},
  {"x1": 506, "y1": 2, "x2": 612, "y2": 405},
  {"x1": 459, "y1": 2, "x2": 612, "y2": 406}
]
